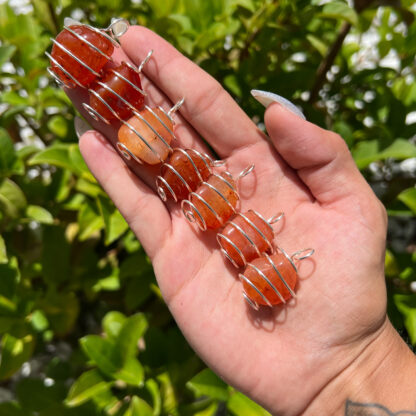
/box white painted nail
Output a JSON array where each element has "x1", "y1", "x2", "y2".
[
  {"x1": 250, "y1": 89, "x2": 306, "y2": 120},
  {"x1": 74, "y1": 116, "x2": 93, "y2": 139}
]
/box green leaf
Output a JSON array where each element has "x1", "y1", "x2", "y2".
[
  {"x1": 80, "y1": 335, "x2": 120, "y2": 376},
  {"x1": 124, "y1": 396, "x2": 153, "y2": 416},
  {"x1": 145, "y1": 379, "x2": 161, "y2": 416},
  {"x1": 227, "y1": 391, "x2": 271, "y2": 416},
  {"x1": 0, "y1": 128, "x2": 16, "y2": 179},
  {"x1": 47, "y1": 115, "x2": 68, "y2": 139},
  {"x1": 0, "y1": 234, "x2": 7, "y2": 264},
  {"x1": 306, "y1": 34, "x2": 327, "y2": 57},
  {"x1": 77, "y1": 200, "x2": 104, "y2": 241},
  {"x1": 116, "y1": 313, "x2": 148, "y2": 360},
  {"x1": 224, "y1": 74, "x2": 242, "y2": 98},
  {"x1": 394, "y1": 294, "x2": 416, "y2": 345},
  {"x1": 30, "y1": 310, "x2": 49, "y2": 332},
  {"x1": 380, "y1": 139, "x2": 416, "y2": 160},
  {"x1": 0, "y1": 334, "x2": 35, "y2": 380},
  {"x1": 353, "y1": 139, "x2": 416, "y2": 169},
  {"x1": 97, "y1": 195, "x2": 128, "y2": 245},
  {"x1": 26, "y1": 205, "x2": 53, "y2": 224},
  {"x1": 398, "y1": 188, "x2": 416, "y2": 215},
  {"x1": 0, "y1": 44, "x2": 16, "y2": 66},
  {"x1": 187, "y1": 369, "x2": 229, "y2": 401},
  {"x1": 157, "y1": 372, "x2": 178, "y2": 414},
  {"x1": 69, "y1": 145, "x2": 95, "y2": 181},
  {"x1": 320, "y1": 1, "x2": 358, "y2": 26},
  {"x1": 102, "y1": 311, "x2": 126, "y2": 340},
  {"x1": 92, "y1": 272, "x2": 120, "y2": 292},
  {"x1": 0, "y1": 179, "x2": 27, "y2": 219},
  {"x1": 66, "y1": 369, "x2": 112, "y2": 407},
  {"x1": 29, "y1": 144, "x2": 89, "y2": 178},
  {"x1": 116, "y1": 357, "x2": 144, "y2": 387}
]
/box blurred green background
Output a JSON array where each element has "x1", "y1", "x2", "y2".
[{"x1": 0, "y1": 0, "x2": 415, "y2": 414}]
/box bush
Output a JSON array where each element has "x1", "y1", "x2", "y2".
[{"x1": 0, "y1": 0, "x2": 415, "y2": 414}]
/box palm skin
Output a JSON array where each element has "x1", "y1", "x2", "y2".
[{"x1": 70, "y1": 26, "x2": 390, "y2": 415}]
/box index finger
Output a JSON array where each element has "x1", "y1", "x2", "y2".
[{"x1": 120, "y1": 26, "x2": 265, "y2": 158}]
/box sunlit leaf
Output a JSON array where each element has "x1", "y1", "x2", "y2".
[
  {"x1": 187, "y1": 369, "x2": 229, "y2": 401},
  {"x1": 0, "y1": 128, "x2": 16, "y2": 179},
  {"x1": 80, "y1": 335, "x2": 120, "y2": 376},
  {"x1": 0, "y1": 334, "x2": 35, "y2": 380},
  {"x1": 66, "y1": 369, "x2": 112, "y2": 407},
  {"x1": 320, "y1": 1, "x2": 358, "y2": 26},
  {"x1": 124, "y1": 396, "x2": 153, "y2": 416},
  {"x1": 97, "y1": 195, "x2": 128, "y2": 245},
  {"x1": 26, "y1": 205, "x2": 54, "y2": 224},
  {"x1": 394, "y1": 294, "x2": 416, "y2": 345},
  {"x1": 227, "y1": 390, "x2": 271, "y2": 416},
  {"x1": 102, "y1": 311, "x2": 126, "y2": 339},
  {"x1": 0, "y1": 179, "x2": 27, "y2": 219},
  {"x1": 0, "y1": 234, "x2": 7, "y2": 264},
  {"x1": 0, "y1": 44, "x2": 16, "y2": 66},
  {"x1": 47, "y1": 115, "x2": 68, "y2": 139},
  {"x1": 116, "y1": 313, "x2": 148, "y2": 360}
]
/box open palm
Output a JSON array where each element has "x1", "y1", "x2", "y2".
[{"x1": 70, "y1": 26, "x2": 389, "y2": 415}]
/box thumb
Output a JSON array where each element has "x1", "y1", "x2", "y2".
[{"x1": 264, "y1": 102, "x2": 370, "y2": 205}]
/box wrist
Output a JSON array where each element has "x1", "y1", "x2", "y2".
[{"x1": 303, "y1": 319, "x2": 416, "y2": 415}]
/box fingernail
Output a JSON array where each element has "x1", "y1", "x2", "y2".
[
  {"x1": 74, "y1": 116, "x2": 93, "y2": 139},
  {"x1": 250, "y1": 89, "x2": 306, "y2": 120}
]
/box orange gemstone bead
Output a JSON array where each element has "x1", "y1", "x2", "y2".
[
  {"x1": 50, "y1": 25, "x2": 114, "y2": 88},
  {"x1": 182, "y1": 172, "x2": 239, "y2": 230},
  {"x1": 156, "y1": 149, "x2": 212, "y2": 202},
  {"x1": 240, "y1": 252, "x2": 297, "y2": 307},
  {"x1": 217, "y1": 210, "x2": 274, "y2": 268},
  {"x1": 117, "y1": 108, "x2": 174, "y2": 165},
  {"x1": 89, "y1": 62, "x2": 144, "y2": 122}
]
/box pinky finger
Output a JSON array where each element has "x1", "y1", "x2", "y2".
[{"x1": 79, "y1": 129, "x2": 172, "y2": 260}]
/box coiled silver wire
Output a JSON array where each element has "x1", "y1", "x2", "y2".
[
  {"x1": 181, "y1": 165, "x2": 254, "y2": 231},
  {"x1": 239, "y1": 248, "x2": 314, "y2": 310},
  {"x1": 156, "y1": 148, "x2": 225, "y2": 202},
  {"x1": 217, "y1": 211, "x2": 284, "y2": 268},
  {"x1": 46, "y1": 19, "x2": 128, "y2": 88}
]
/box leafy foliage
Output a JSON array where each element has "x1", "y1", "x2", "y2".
[{"x1": 0, "y1": 0, "x2": 415, "y2": 414}]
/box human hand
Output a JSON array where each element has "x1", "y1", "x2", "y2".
[{"x1": 69, "y1": 26, "x2": 415, "y2": 415}]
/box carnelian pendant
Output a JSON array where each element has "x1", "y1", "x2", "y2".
[
  {"x1": 88, "y1": 61, "x2": 145, "y2": 123},
  {"x1": 117, "y1": 107, "x2": 175, "y2": 165},
  {"x1": 181, "y1": 165, "x2": 254, "y2": 231},
  {"x1": 217, "y1": 211, "x2": 283, "y2": 268},
  {"x1": 49, "y1": 25, "x2": 114, "y2": 88},
  {"x1": 239, "y1": 249, "x2": 314, "y2": 309},
  {"x1": 156, "y1": 149, "x2": 222, "y2": 202}
]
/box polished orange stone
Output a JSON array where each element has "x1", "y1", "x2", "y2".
[
  {"x1": 241, "y1": 252, "x2": 297, "y2": 306},
  {"x1": 188, "y1": 172, "x2": 238, "y2": 230},
  {"x1": 219, "y1": 210, "x2": 274, "y2": 267},
  {"x1": 50, "y1": 25, "x2": 114, "y2": 88},
  {"x1": 118, "y1": 108, "x2": 174, "y2": 165},
  {"x1": 158, "y1": 149, "x2": 211, "y2": 201},
  {"x1": 89, "y1": 62, "x2": 144, "y2": 122}
]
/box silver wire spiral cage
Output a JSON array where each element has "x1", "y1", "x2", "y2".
[
  {"x1": 217, "y1": 210, "x2": 284, "y2": 268},
  {"x1": 181, "y1": 165, "x2": 254, "y2": 231},
  {"x1": 239, "y1": 248, "x2": 314, "y2": 310},
  {"x1": 156, "y1": 148, "x2": 224, "y2": 202},
  {"x1": 46, "y1": 19, "x2": 129, "y2": 88},
  {"x1": 115, "y1": 99, "x2": 183, "y2": 165}
]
